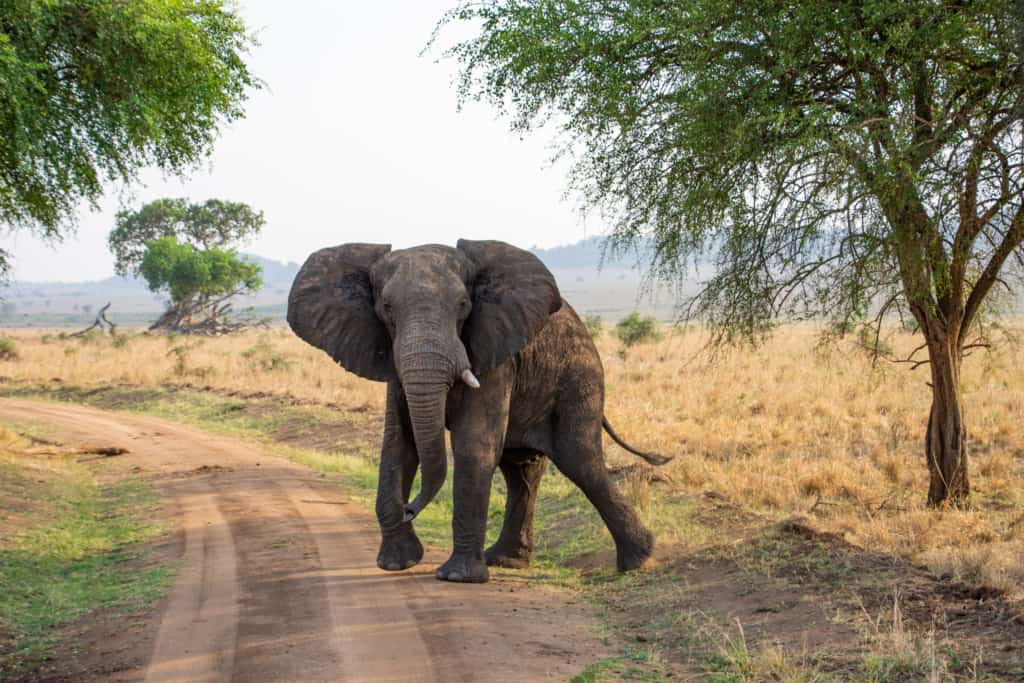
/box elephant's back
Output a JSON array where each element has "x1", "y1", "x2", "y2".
[
  {"x1": 521, "y1": 299, "x2": 602, "y2": 378},
  {"x1": 506, "y1": 301, "x2": 605, "y2": 442}
]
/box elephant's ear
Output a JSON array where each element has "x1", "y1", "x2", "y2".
[
  {"x1": 287, "y1": 243, "x2": 395, "y2": 382},
  {"x1": 457, "y1": 239, "x2": 562, "y2": 373}
]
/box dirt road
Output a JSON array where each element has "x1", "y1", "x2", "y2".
[{"x1": 0, "y1": 399, "x2": 608, "y2": 683}]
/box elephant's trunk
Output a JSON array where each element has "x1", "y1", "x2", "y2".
[
  {"x1": 402, "y1": 378, "x2": 449, "y2": 522},
  {"x1": 396, "y1": 330, "x2": 467, "y2": 522}
]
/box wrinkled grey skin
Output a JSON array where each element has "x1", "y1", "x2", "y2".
[{"x1": 288, "y1": 240, "x2": 666, "y2": 583}]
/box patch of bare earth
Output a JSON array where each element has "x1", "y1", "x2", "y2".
[{"x1": 595, "y1": 494, "x2": 1024, "y2": 678}]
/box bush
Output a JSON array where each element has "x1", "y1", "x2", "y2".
[
  {"x1": 242, "y1": 339, "x2": 292, "y2": 372},
  {"x1": 167, "y1": 343, "x2": 213, "y2": 378},
  {"x1": 584, "y1": 315, "x2": 603, "y2": 338},
  {"x1": 615, "y1": 312, "x2": 660, "y2": 348},
  {"x1": 167, "y1": 344, "x2": 191, "y2": 376},
  {"x1": 855, "y1": 324, "x2": 895, "y2": 358},
  {"x1": 74, "y1": 330, "x2": 100, "y2": 344},
  {"x1": 0, "y1": 337, "x2": 18, "y2": 360}
]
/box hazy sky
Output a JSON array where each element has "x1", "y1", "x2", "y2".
[{"x1": 1, "y1": 1, "x2": 600, "y2": 283}]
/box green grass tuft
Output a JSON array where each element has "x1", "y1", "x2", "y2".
[
  {"x1": 0, "y1": 468, "x2": 171, "y2": 667},
  {"x1": 571, "y1": 647, "x2": 673, "y2": 682}
]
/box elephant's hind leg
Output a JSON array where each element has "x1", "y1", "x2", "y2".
[
  {"x1": 486, "y1": 451, "x2": 546, "y2": 568},
  {"x1": 550, "y1": 426, "x2": 654, "y2": 572}
]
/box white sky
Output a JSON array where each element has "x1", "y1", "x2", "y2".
[{"x1": 1, "y1": 0, "x2": 599, "y2": 283}]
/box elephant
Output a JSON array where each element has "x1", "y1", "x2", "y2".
[{"x1": 287, "y1": 240, "x2": 670, "y2": 583}]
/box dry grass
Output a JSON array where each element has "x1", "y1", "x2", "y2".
[
  {"x1": 3, "y1": 323, "x2": 1023, "y2": 597},
  {"x1": 10, "y1": 329, "x2": 386, "y2": 412}
]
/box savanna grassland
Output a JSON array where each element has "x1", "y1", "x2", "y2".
[{"x1": 1, "y1": 324, "x2": 1022, "y2": 679}]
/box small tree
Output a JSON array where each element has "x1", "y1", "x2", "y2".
[
  {"x1": 109, "y1": 198, "x2": 265, "y2": 277},
  {"x1": 140, "y1": 236, "x2": 262, "y2": 332},
  {"x1": 0, "y1": 1, "x2": 257, "y2": 277},
  {"x1": 442, "y1": 0, "x2": 1024, "y2": 505},
  {"x1": 615, "y1": 312, "x2": 660, "y2": 348}
]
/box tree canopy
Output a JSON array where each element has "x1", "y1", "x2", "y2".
[
  {"x1": 109, "y1": 198, "x2": 266, "y2": 277},
  {"x1": 442, "y1": 0, "x2": 1024, "y2": 504},
  {"x1": 0, "y1": 0, "x2": 258, "y2": 273},
  {"x1": 113, "y1": 197, "x2": 265, "y2": 333},
  {"x1": 140, "y1": 236, "x2": 261, "y2": 306}
]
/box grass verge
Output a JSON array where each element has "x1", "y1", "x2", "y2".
[{"x1": 0, "y1": 429, "x2": 172, "y2": 672}]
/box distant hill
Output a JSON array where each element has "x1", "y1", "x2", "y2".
[
  {"x1": 529, "y1": 236, "x2": 650, "y2": 269},
  {"x1": 0, "y1": 237, "x2": 682, "y2": 326},
  {"x1": 244, "y1": 253, "x2": 301, "y2": 289}
]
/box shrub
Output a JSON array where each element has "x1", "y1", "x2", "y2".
[
  {"x1": 242, "y1": 339, "x2": 292, "y2": 372},
  {"x1": 167, "y1": 343, "x2": 212, "y2": 378},
  {"x1": 0, "y1": 337, "x2": 18, "y2": 360},
  {"x1": 167, "y1": 344, "x2": 191, "y2": 376},
  {"x1": 855, "y1": 325, "x2": 895, "y2": 358},
  {"x1": 614, "y1": 312, "x2": 660, "y2": 347},
  {"x1": 74, "y1": 330, "x2": 100, "y2": 344},
  {"x1": 584, "y1": 315, "x2": 603, "y2": 338}
]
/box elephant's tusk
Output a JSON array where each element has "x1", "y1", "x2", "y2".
[{"x1": 461, "y1": 369, "x2": 480, "y2": 389}]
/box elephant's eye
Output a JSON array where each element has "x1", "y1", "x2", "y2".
[{"x1": 381, "y1": 302, "x2": 393, "y2": 317}]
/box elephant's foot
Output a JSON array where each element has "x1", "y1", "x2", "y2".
[
  {"x1": 377, "y1": 527, "x2": 424, "y2": 571},
  {"x1": 436, "y1": 552, "x2": 489, "y2": 583},
  {"x1": 615, "y1": 527, "x2": 655, "y2": 572},
  {"x1": 484, "y1": 542, "x2": 532, "y2": 569}
]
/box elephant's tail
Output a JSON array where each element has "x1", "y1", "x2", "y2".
[{"x1": 602, "y1": 417, "x2": 673, "y2": 466}]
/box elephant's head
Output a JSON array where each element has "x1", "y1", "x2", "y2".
[{"x1": 287, "y1": 239, "x2": 561, "y2": 521}]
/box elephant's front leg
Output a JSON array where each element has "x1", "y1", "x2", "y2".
[
  {"x1": 435, "y1": 446, "x2": 500, "y2": 582},
  {"x1": 376, "y1": 383, "x2": 423, "y2": 571},
  {"x1": 436, "y1": 378, "x2": 511, "y2": 583}
]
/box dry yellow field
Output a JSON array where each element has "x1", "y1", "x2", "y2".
[{"x1": 2, "y1": 324, "x2": 1022, "y2": 597}]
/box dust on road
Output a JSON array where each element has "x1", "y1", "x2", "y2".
[{"x1": 0, "y1": 399, "x2": 609, "y2": 683}]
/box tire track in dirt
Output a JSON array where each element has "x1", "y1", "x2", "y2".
[
  {"x1": 144, "y1": 478, "x2": 238, "y2": 683},
  {"x1": 0, "y1": 399, "x2": 608, "y2": 682}
]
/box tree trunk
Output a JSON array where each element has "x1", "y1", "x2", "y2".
[{"x1": 924, "y1": 337, "x2": 970, "y2": 506}]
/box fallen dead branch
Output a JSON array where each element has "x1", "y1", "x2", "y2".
[
  {"x1": 71, "y1": 302, "x2": 116, "y2": 337},
  {"x1": 0, "y1": 430, "x2": 129, "y2": 460},
  {"x1": 76, "y1": 447, "x2": 130, "y2": 462}
]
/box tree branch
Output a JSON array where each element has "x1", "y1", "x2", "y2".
[{"x1": 961, "y1": 204, "x2": 1024, "y2": 341}]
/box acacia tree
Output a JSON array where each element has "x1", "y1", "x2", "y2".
[
  {"x1": 0, "y1": 0, "x2": 258, "y2": 275},
  {"x1": 109, "y1": 198, "x2": 266, "y2": 277},
  {"x1": 441, "y1": 0, "x2": 1024, "y2": 504},
  {"x1": 140, "y1": 236, "x2": 262, "y2": 333},
  {"x1": 111, "y1": 198, "x2": 265, "y2": 332}
]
